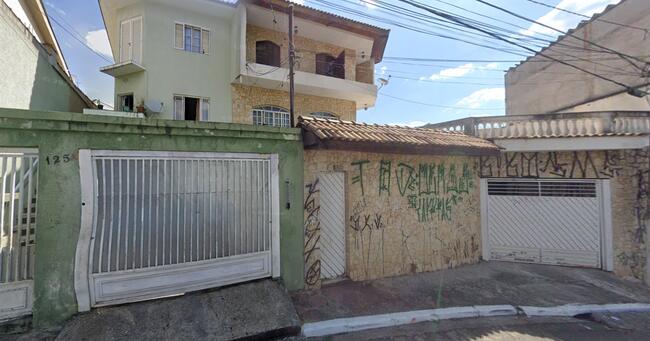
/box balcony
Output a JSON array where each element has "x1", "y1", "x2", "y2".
[
  {"x1": 100, "y1": 60, "x2": 145, "y2": 78},
  {"x1": 427, "y1": 112, "x2": 650, "y2": 151},
  {"x1": 428, "y1": 112, "x2": 650, "y2": 139},
  {"x1": 238, "y1": 63, "x2": 377, "y2": 110}
]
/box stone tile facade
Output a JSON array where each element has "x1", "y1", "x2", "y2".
[
  {"x1": 231, "y1": 84, "x2": 356, "y2": 123},
  {"x1": 246, "y1": 24, "x2": 374, "y2": 84},
  {"x1": 478, "y1": 149, "x2": 649, "y2": 282},
  {"x1": 303, "y1": 148, "x2": 650, "y2": 289},
  {"x1": 304, "y1": 150, "x2": 482, "y2": 288}
]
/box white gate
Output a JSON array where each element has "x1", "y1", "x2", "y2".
[
  {"x1": 319, "y1": 172, "x2": 346, "y2": 279},
  {"x1": 483, "y1": 179, "x2": 608, "y2": 268},
  {"x1": 75, "y1": 150, "x2": 279, "y2": 310},
  {"x1": 0, "y1": 149, "x2": 39, "y2": 321}
]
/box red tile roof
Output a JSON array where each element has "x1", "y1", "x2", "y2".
[{"x1": 298, "y1": 116, "x2": 500, "y2": 156}]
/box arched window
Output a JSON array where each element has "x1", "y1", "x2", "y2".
[
  {"x1": 316, "y1": 52, "x2": 345, "y2": 79},
  {"x1": 310, "y1": 112, "x2": 338, "y2": 119},
  {"x1": 256, "y1": 41, "x2": 281, "y2": 67},
  {"x1": 252, "y1": 105, "x2": 290, "y2": 127}
]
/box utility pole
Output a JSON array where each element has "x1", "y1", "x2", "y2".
[{"x1": 288, "y1": 4, "x2": 296, "y2": 127}]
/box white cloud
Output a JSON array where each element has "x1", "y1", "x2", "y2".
[
  {"x1": 378, "y1": 65, "x2": 387, "y2": 76},
  {"x1": 388, "y1": 120, "x2": 427, "y2": 128},
  {"x1": 288, "y1": 0, "x2": 304, "y2": 4},
  {"x1": 421, "y1": 63, "x2": 500, "y2": 81},
  {"x1": 520, "y1": 0, "x2": 620, "y2": 36},
  {"x1": 456, "y1": 88, "x2": 505, "y2": 109},
  {"x1": 85, "y1": 29, "x2": 112, "y2": 58},
  {"x1": 361, "y1": 0, "x2": 378, "y2": 9}
]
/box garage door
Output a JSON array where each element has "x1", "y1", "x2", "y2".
[
  {"x1": 485, "y1": 179, "x2": 602, "y2": 268},
  {"x1": 74, "y1": 150, "x2": 280, "y2": 311}
]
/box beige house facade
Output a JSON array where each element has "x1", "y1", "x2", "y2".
[
  {"x1": 505, "y1": 0, "x2": 650, "y2": 115},
  {"x1": 98, "y1": 0, "x2": 388, "y2": 125}
]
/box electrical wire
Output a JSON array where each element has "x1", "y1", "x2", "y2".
[
  {"x1": 48, "y1": 15, "x2": 114, "y2": 64},
  {"x1": 524, "y1": 0, "x2": 649, "y2": 34},
  {"x1": 379, "y1": 92, "x2": 504, "y2": 110}
]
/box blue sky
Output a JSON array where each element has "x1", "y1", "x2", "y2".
[{"x1": 43, "y1": 0, "x2": 619, "y2": 125}]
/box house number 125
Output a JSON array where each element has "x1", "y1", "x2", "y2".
[{"x1": 45, "y1": 154, "x2": 71, "y2": 165}]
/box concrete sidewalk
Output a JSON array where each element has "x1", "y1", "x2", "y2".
[
  {"x1": 51, "y1": 279, "x2": 300, "y2": 341},
  {"x1": 291, "y1": 261, "x2": 650, "y2": 323}
]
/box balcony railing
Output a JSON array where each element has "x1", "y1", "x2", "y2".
[{"x1": 427, "y1": 112, "x2": 650, "y2": 139}]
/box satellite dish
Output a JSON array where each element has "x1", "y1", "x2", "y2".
[{"x1": 144, "y1": 100, "x2": 164, "y2": 113}]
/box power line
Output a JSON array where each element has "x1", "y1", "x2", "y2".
[
  {"x1": 380, "y1": 92, "x2": 504, "y2": 110},
  {"x1": 474, "y1": 0, "x2": 647, "y2": 71},
  {"x1": 524, "y1": 0, "x2": 649, "y2": 34},
  {"x1": 48, "y1": 16, "x2": 114, "y2": 64},
  {"x1": 397, "y1": 0, "x2": 637, "y2": 93}
]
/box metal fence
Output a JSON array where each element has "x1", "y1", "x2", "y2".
[
  {"x1": 0, "y1": 151, "x2": 38, "y2": 284},
  {"x1": 89, "y1": 153, "x2": 273, "y2": 274}
]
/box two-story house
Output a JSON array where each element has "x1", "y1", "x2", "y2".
[{"x1": 98, "y1": 0, "x2": 389, "y2": 125}]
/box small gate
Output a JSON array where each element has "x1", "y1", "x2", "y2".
[
  {"x1": 319, "y1": 173, "x2": 346, "y2": 279},
  {"x1": 75, "y1": 150, "x2": 279, "y2": 311},
  {"x1": 0, "y1": 149, "x2": 39, "y2": 321}
]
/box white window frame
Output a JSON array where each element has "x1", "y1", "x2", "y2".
[
  {"x1": 252, "y1": 106, "x2": 290, "y2": 128},
  {"x1": 310, "y1": 112, "x2": 339, "y2": 119},
  {"x1": 120, "y1": 16, "x2": 143, "y2": 63},
  {"x1": 173, "y1": 95, "x2": 210, "y2": 121},
  {"x1": 174, "y1": 22, "x2": 210, "y2": 55}
]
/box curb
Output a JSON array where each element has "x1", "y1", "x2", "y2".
[
  {"x1": 302, "y1": 305, "x2": 517, "y2": 337},
  {"x1": 301, "y1": 303, "x2": 650, "y2": 338}
]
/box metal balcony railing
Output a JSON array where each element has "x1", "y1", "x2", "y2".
[{"x1": 426, "y1": 112, "x2": 650, "y2": 139}]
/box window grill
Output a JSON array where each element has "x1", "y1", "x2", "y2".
[{"x1": 252, "y1": 106, "x2": 290, "y2": 128}]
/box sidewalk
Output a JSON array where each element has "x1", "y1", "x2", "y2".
[{"x1": 291, "y1": 261, "x2": 650, "y2": 323}]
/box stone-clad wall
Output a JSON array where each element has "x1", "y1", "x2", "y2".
[
  {"x1": 304, "y1": 150, "x2": 482, "y2": 288},
  {"x1": 246, "y1": 24, "x2": 366, "y2": 82},
  {"x1": 231, "y1": 84, "x2": 356, "y2": 123},
  {"x1": 478, "y1": 149, "x2": 649, "y2": 281}
]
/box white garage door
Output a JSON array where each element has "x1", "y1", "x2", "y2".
[{"x1": 485, "y1": 179, "x2": 603, "y2": 268}]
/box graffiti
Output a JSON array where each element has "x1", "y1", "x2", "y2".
[
  {"x1": 351, "y1": 160, "x2": 370, "y2": 196},
  {"x1": 480, "y1": 151, "x2": 599, "y2": 179},
  {"x1": 303, "y1": 179, "x2": 321, "y2": 286},
  {"x1": 379, "y1": 160, "x2": 392, "y2": 195},
  {"x1": 393, "y1": 162, "x2": 473, "y2": 222}
]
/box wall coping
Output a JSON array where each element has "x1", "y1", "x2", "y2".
[{"x1": 0, "y1": 108, "x2": 302, "y2": 141}]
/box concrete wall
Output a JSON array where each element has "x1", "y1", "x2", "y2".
[
  {"x1": 303, "y1": 150, "x2": 481, "y2": 288},
  {"x1": 505, "y1": 0, "x2": 650, "y2": 115},
  {"x1": 113, "y1": 2, "x2": 236, "y2": 122},
  {"x1": 231, "y1": 84, "x2": 357, "y2": 123},
  {"x1": 478, "y1": 150, "x2": 649, "y2": 282},
  {"x1": 0, "y1": 2, "x2": 88, "y2": 112},
  {"x1": 0, "y1": 108, "x2": 304, "y2": 328}
]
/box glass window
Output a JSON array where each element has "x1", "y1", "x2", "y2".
[
  {"x1": 177, "y1": 24, "x2": 209, "y2": 54},
  {"x1": 310, "y1": 112, "x2": 338, "y2": 119},
  {"x1": 252, "y1": 106, "x2": 290, "y2": 128}
]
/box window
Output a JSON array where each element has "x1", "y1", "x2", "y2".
[
  {"x1": 310, "y1": 112, "x2": 338, "y2": 119},
  {"x1": 173, "y1": 95, "x2": 209, "y2": 121},
  {"x1": 120, "y1": 16, "x2": 142, "y2": 63},
  {"x1": 252, "y1": 106, "x2": 290, "y2": 128},
  {"x1": 256, "y1": 41, "x2": 281, "y2": 67},
  {"x1": 316, "y1": 52, "x2": 345, "y2": 79},
  {"x1": 174, "y1": 23, "x2": 210, "y2": 54},
  {"x1": 118, "y1": 94, "x2": 134, "y2": 112}
]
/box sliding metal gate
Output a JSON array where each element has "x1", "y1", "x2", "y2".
[
  {"x1": 0, "y1": 150, "x2": 39, "y2": 321},
  {"x1": 75, "y1": 150, "x2": 279, "y2": 310}
]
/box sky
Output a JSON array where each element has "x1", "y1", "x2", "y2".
[{"x1": 41, "y1": 0, "x2": 620, "y2": 126}]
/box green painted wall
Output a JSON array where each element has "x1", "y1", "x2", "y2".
[
  {"x1": 0, "y1": 3, "x2": 88, "y2": 113},
  {"x1": 0, "y1": 108, "x2": 304, "y2": 328}
]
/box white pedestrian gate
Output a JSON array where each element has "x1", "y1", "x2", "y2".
[
  {"x1": 483, "y1": 179, "x2": 610, "y2": 269},
  {"x1": 319, "y1": 172, "x2": 346, "y2": 279},
  {"x1": 75, "y1": 150, "x2": 280, "y2": 310},
  {"x1": 0, "y1": 149, "x2": 39, "y2": 321}
]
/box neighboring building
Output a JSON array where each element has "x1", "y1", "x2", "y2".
[
  {"x1": 425, "y1": 0, "x2": 650, "y2": 286},
  {"x1": 0, "y1": 0, "x2": 95, "y2": 112},
  {"x1": 98, "y1": 0, "x2": 389, "y2": 125},
  {"x1": 505, "y1": 0, "x2": 650, "y2": 115}
]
